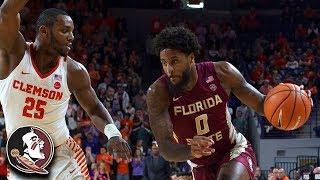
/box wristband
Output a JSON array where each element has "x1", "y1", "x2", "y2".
[{"x1": 104, "y1": 124, "x2": 122, "y2": 139}]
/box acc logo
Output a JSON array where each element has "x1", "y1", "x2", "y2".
[
  {"x1": 6, "y1": 126, "x2": 54, "y2": 174},
  {"x1": 209, "y1": 84, "x2": 217, "y2": 92}
]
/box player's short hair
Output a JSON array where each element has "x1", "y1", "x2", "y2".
[
  {"x1": 153, "y1": 26, "x2": 201, "y2": 56},
  {"x1": 36, "y1": 8, "x2": 69, "y2": 33}
]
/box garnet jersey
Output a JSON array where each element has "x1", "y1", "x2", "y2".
[
  {"x1": 0, "y1": 43, "x2": 71, "y2": 146},
  {"x1": 159, "y1": 62, "x2": 249, "y2": 166}
]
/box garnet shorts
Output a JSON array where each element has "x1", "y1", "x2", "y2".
[{"x1": 190, "y1": 145, "x2": 257, "y2": 180}]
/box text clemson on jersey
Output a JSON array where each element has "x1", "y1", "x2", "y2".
[{"x1": 13, "y1": 80, "x2": 63, "y2": 101}]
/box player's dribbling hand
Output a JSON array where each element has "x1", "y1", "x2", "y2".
[
  {"x1": 106, "y1": 136, "x2": 131, "y2": 160},
  {"x1": 299, "y1": 85, "x2": 313, "y2": 107},
  {"x1": 190, "y1": 136, "x2": 215, "y2": 159}
]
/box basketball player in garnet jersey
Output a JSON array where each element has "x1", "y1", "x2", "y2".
[
  {"x1": 0, "y1": 1, "x2": 130, "y2": 179},
  {"x1": 147, "y1": 27, "x2": 268, "y2": 180}
]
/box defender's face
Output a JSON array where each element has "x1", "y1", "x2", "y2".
[
  {"x1": 47, "y1": 15, "x2": 74, "y2": 56},
  {"x1": 159, "y1": 49, "x2": 194, "y2": 85}
]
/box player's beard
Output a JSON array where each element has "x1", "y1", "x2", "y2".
[
  {"x1": 168, "y1": 67, "x2": 191, "y2": 96},
  {"x1": 50, "y1": 30, "x2": 67, "y2": 57}
]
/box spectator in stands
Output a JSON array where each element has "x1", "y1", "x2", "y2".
[
  {"x1": 144, "y1": 142, "x2": 171, "y2": 180},
  {"x1": 314, "y1": 166, "x2": 320, "y2": 174},
  {"x1": 88, "y1": 62, "x2": 101, "y2": 89},
  {"x1": 83, "y1": 133, "x2": 100, "y2": 155},
  {"x1": 133, "y1": 139, "x2": 145, "y2": 156},
  {"x1": 121, "y1": 113, "x2": 133, "y2": 129},
  {"x1": 124, "y1": 103, "x2": 136, "y2": 120},
  {"x1": 89, "y1": 163, "x2": 98, "y2": 179},
  {"x1": 273, "y1": 168, "x2": 289, "y2": 180},
  {"x1": 0, "y1": 147, "x2": 6, "y2": 179},
  {"x1": 0, "y1": 111, "x2": 5, "y2": 130},
  {"x1": 120, "y1": 123, "x2": 132, "y2": 141},
  {"x1": 132, "y1": 90, "x2": 147, "y2": 110},
  {"x1": 254, "y1": 166, "x2": 261, "y2": 180},
  {"x1": 295, "y1": 24, "x2": 307, "y2": 41},
  {"x1": 170, "y1": 162, "x2": 191, "y2": 179},
  {"x1": 132, "y1": 124, "x2": 153, "y2": 155},
  {"x1": 304, "y1": 5, "x2": 316, "y2": 22},
  {"x1": 85, "y1": 146, "x2": 96, "y2": 168},
  {"x1": 131, "y1": 149, "x2": 145, "y2": 180},
  {"x1": 233, "y1": 104, "x2": 249, "y2": 137},
  {"x1": 104, "y1": 86, "x2": 116, "y2": 110},
  {"x1": 314, "y1": 125, "x2": 320, "y2": 137},
  {"x1": 259, "y1": 79, "x2": 273, "y2": 95},
  {"x1": 95, "y1": 162, "x2": 109, "y2": 180},
  {"x1": 115, "y1": 156, "x2": 131, "y2": 180},
  {"x1": 96, "y1": 147, "x2": 113, "y2": 174},
  {"x1": 307, "y1": 23, "x2": 319, "y2": 40},
  {"x1": 115, "y1": 84, "x2": 130, "y2": 112},
  {"x1": 281, "y1": 6, "x2": 292, "y2": 24}
]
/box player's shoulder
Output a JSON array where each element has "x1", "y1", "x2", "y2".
[
  {"x1": 66, "y1": 57, "x2": 87, "y2": 73},
  {"x1": 147, "y1": 78, "x2": 167, "y2": 97},
  {"x1": 66, "y1": 57, "x2": 90, "y2": 91},
  {"x1": 147, "y1": 77, "x2": 169, "y2": 102},
  {"x1": 198, "y1": 60, "x2": 230, "y2": 69},
  {"x1": 209, "y1": 61, "x2": 234, "y2": 75}
]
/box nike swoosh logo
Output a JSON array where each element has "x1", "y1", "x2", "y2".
[
  {"x1": 69, "y1": 168, "x2": 76, "y2": 174},
  {"x1": 21, "y1": 71, "x2": 30, "y2": 74},
  {"x1": 173, "y1": 96, "x2": 182, "y2": 101}
]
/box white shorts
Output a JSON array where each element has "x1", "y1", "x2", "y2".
[{"x1": 7, "y1": 137, "x2": 90, "y2": 180}]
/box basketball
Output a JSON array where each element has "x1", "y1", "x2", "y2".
[{"x1": 264, "y1": 83, "x2": 312, "y2": 131}]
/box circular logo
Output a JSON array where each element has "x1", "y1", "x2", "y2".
[
  {"x1": 209, "y1": 84, "x2": 217, "y2": 92},
  {"x1": 6, "y1": 126, "x2": 54, "y2": 174},
  {"x1": 54, "y1": 82, "x2": 61, "y2": 89}
]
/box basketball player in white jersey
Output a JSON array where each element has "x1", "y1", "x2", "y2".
[{"x1": 0, "y1": 0, "x2": 131, "y2": 179}]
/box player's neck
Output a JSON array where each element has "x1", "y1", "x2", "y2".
[
  {"x1": 32, "y1": 42, "x2": 60, "y2": 73},
  {"x1": 184, "y1": 66, "x2": 198, "y2": 91}
]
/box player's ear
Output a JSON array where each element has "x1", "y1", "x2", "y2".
[
  {"x1": 188, "y1": 52, "x2": 195, "y2": 64},
  {"x1": 38, "y1": 26, "x2": 49, "y2": 38}
]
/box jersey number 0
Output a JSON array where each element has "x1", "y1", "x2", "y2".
[
  {"x1": 22, "y1": 97, "x2": 47, "y2": 119},
  {"x1": 195, "y1": 114, "x2": 210, "y2": 135}
]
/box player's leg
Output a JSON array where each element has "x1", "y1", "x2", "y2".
[
  {"x1": 216, "y1": 160, "x2": 250, "y2": 180},
  {"x1": 217, "y1": 145, "x2": 256, "y2": 180},
  {"x1": 190, "y1": 164, "x2": 217, "y2": 180},
  {"x1": 50, "y1": 137, "x2": 89, "y2": 180}
]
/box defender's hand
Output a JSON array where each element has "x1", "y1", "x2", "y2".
[
  {"x1": 106, "y1": 136, "x2": 131, "y2": 160},
  {"x1": 190, "y1": 136, "x2": 215, "y2": 159}
]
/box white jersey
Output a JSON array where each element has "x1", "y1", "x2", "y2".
[{"x1": 0, "y1": 44, "x2": 71, "y2": 146}]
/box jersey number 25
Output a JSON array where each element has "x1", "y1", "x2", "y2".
[{"x1": 22, "y1": 97, "x2": 47, "y2": 119}]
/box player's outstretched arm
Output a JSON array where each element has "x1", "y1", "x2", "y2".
[
  {"x1": 0, "y1": 0, "x2": 28, "y2": 52},
  {"x1": 216, "y1": 61, "x2": 265, "y2": 115},
  {"x1": 147, "y1": 81, "x2": 214, "y2": 161},
  {"x1": 67, "y1": 60, "x2": 131, "y2": 159}
]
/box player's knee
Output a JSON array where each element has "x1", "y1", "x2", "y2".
[
  {"x1": 217, "y1": 172, "x2": 235, "y2": 180},
  {"x1": 217, "y1": 168, "x2": 246, "y2": 180}
]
